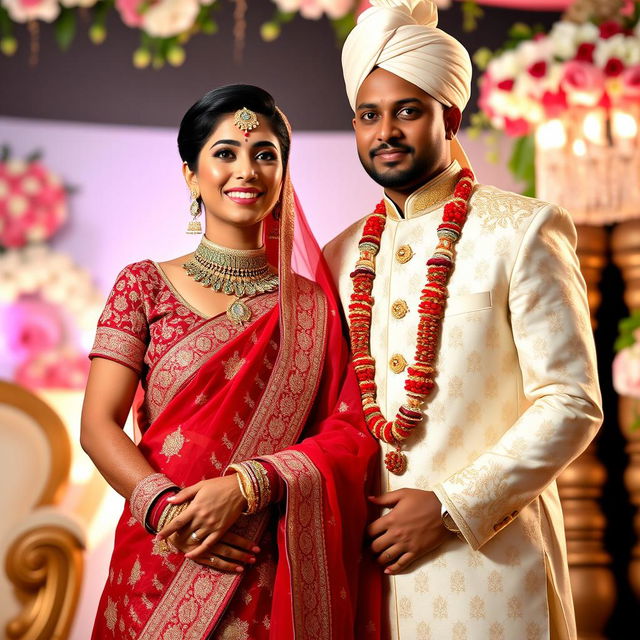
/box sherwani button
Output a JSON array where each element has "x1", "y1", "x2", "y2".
[
  {"x1": 389, "y1": 354, "x2": 408, "y2": 373},
  {"x1": 395, "y1": 245, "x2": 414, "y2": 264},
  {"x1": 391, "y1": 300, "x2": 409, "y2": 319}
]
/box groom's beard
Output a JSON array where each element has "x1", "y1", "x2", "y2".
[{"x1": 358, "y1": 143, "x2": 427, "y2": 190}]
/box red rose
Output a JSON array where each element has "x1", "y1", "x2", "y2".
[
  {"x1": 497, "y1": 79, "x2": 515, "y2": 91},
  {"x1": 527, "y1": 61, "x2": 547, "y2": 79},
  {"x1": 504, "y1": 117, "x2": 531, "y2": 137},
  {"x1": 599, "y1": 20, "x2": 624, "y2": 40},
  {"x1": 541, "y1": 90, "x2": 568, "y2": 119},
  {"x1": 576, "y1": 43, "x2": 596, "y2": 63},
  {"x1": 604, "y1": 58, "x2": 625, "y2": 77}
]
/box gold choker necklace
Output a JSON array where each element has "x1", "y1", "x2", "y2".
[{"x1": 183, "y1": 237, "x2": 278, "y2": 326}]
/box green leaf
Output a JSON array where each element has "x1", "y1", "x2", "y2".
[
  {"x1": 276, "y1": 11, "x2": 296, "y2": 24},
  {"x1": 462, "y1": 1, "x2": 484, "y2": 32},
  {"x1": 507, "y1": 134, "x2": 536, "y2": 197},
  {"x1": 0, "y1": 145, "x2": 10, "y2": 161},
  {"x1": 331, "y1": 12, "x2": 356, "y2": 44},
  {"x1": 614, "y1": 334, "x2": 636, "y2": 352},
  {"x1": 472, "y1": 47, "x2": 493, "y2": 71},
  {"x1": 55, "y1": 8, "x2": 76, "y2": 51}
]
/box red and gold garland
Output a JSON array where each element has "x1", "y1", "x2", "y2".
[{"x1": 348, "y1": 168, "x2": 475, "y2": 475}]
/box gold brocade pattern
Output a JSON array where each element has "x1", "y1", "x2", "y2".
[
  {"x1": 91, "y1": 327, "x2": 146, "y2": 374},
  {"x1": 471, "y1": 186, "x2": 544, "y2": 231},
  {"x1": 261, "y1": 450, "x2": 332, "y2": 640},
  {"x1": 160, "y1": 428, "x2": 186, "y2": 461},
  {"x1": 145, "y1": 292, "x2": 277, "y2": 424}
]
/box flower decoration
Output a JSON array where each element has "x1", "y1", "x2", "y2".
[
  {"x1": 14, "y1": 347, "x2": 91, "y2": 390},
  {"x1": 613, "y1": 310, "x2": 640, "y2": 429},
  {"x1": 0, "y1": 0, "x2": 462, "y2": 68},
  {"x1": 477, "y1": 7, "x2": 640, "y2": 137},
  {"x1": 0, "y1": 152, "x2": 68, "y2": 248}
]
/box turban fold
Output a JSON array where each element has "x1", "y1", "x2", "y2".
[{"x1": 342, "y1": 0, "x2": 474, "y2": 168}]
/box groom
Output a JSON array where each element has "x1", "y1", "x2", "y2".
[{"x1": 324, "y1": 1, "x2": 602, "y2": 638}]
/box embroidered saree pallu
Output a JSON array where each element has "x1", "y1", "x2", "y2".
[{"x1": 90, "y1": 162, "x2": 383, "y2": 639}]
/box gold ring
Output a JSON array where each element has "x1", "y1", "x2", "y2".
[{"x1": 190, "y1": 532, "x2": 202, "y2": 543}]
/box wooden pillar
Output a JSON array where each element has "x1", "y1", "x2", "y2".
[
  {"x1": 557, "y1": 225, "x2": 615, "y2": 639},
  {"x1": 611, "y1": 220, "x2": 640, "y2": 601}
]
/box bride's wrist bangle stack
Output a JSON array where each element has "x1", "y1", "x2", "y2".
[
  {"x1": 130, "y1": 472, "x2": 180, "y2": 534},
  {"x1": 228, "y1": 460, "x2": 271, "y2": 515}
]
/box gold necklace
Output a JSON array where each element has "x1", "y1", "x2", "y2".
[{"x1": 183, "y1": 236, "x2": 278, "y2": 326}]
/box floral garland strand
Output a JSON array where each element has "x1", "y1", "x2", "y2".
[{"x1": 348, "y1": 168, "x2": 475, "y2": 475}]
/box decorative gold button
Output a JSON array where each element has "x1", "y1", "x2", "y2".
[
  {"x1": 389, "y1": 354, "x2": 407, "y2": 374},
  {"x1": 395, "y1": 245, "x2": 414, "y2": 264},
  {"x1": 391, "y1": 299, "x2": 409, "y2": 319}
]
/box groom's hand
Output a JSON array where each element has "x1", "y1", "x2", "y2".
[{"x1": 368, "y1": 489, "x2": 451, "y2": 574}]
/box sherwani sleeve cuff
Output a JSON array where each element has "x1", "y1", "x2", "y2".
[{"x1": 433, "y1": 482, "x2": 480, "y2": 550}]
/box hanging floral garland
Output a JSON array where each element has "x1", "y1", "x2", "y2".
[{"x1": 0, "y1": 0, "x2": 465, "y2": 68}]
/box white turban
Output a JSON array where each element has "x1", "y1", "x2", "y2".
[{"x1": 342, "y1": 0, "x2": 474, "y2": 168}]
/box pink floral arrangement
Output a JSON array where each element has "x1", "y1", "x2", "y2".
[
  {"x1": 0, "y1": 156, "x2": 67, "y2": 248},
  {"x1": 613, "y1": 313, "x2": 640, "y2": 431},
  {"x1": 478, "y1": 7, "x2": 640, "y2": 136}
]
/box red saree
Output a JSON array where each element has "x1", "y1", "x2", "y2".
[{"x1": 89, "y1": 155, "x2": 384, "y2": 639}]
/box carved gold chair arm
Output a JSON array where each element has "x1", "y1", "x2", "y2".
[{"x1": 5, "y1": 525, "x2": 83, "y2": 640}]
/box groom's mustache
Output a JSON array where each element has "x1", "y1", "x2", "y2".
[{"x1": 369, "y1": 142, "x2": 414, "y2": 160}]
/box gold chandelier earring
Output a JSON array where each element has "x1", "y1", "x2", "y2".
[{"x1": 186, "y1": 189, "x2": 202, "y2": 234}]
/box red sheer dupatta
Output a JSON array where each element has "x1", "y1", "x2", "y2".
[{"x1": 91, "y1": 118, "x2": 384, "y2": 639}]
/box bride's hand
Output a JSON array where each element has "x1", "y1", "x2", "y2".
[{"x1": 157, "y1": 475, "x2": 251, "y2": 570}]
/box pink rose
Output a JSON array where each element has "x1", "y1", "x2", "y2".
[
  {"x1": 621, "y1": 65, "x2": 640, "y2": 97},
  {"x1": 561, "y1": 61, "x2": 605, "y2": 106},
  {"x1": 613, "y1": 347, "x2": 640, "y2": 398},
  {"x1": 115, "y1": 0, "x2": 147, "y2": 27},
  {"x1": 5, "y1": 299, "x2": 63, "y2": 358}
]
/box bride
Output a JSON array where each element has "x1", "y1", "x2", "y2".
[{"x1": 81, "y1": 84, "x2": 383, "y2": 639}]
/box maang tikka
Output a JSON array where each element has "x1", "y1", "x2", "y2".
[
  {"x1": 234, "y1": 107, "x2": 259, "y2": 139},
  {"x1": 186, "y1": 189, "x2": 202, "y2": 234}
]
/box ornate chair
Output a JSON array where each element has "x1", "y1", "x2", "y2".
[{"x1": 0, "y1": 380, "x2": 84, "y2": 640}]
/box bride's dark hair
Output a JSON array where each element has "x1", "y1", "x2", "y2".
[{"x1": 178, "y1": 84, "x2": 291, "y2": 171}]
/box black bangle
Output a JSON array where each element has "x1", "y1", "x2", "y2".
[{"x1": 143, "y1": 486, "x2": 179, "y2": 535}]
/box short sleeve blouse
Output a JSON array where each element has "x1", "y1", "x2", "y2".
[{"x1": 89, "y1": 260, "x2": 208, "y2": 379}]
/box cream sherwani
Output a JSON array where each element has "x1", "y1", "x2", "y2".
[{"x1": 324, "y1": 161, "x2": 602, "y2": 640}]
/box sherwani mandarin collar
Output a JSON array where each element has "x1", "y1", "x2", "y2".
[{"x1": 383, "y1": 160, "x2": 464, "y2": 220}]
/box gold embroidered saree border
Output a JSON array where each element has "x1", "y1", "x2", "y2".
[
  {"x1": 145, "y1": 292, "x2": 278, "y2": 424},
  {"x1": 90, "y1": 326, "x2": 146, "y2": 373},
  {"x1": 260, "y1": 450, "x2": 332, "y2": 640}
]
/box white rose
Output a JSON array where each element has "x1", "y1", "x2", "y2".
[
  {"x1": 488, "y1": 50, "x2": 520, "y2": 82},
  {"x1": 1, "y1": 0, "x2": 60, "y2": 23},
  {"x1": 516, "y1": 39, "x2": 551, "y2": 69},
  {"x1": 576, "y1": 22, "x2": 599, "y2": 44},
  {"x1": 142, "y1": 0, "x2": 199, "y2": 38},
  {"x1": 549, "y1": 22, "x2": 578, "y2": 60},
  {"x1": 595, "y1": 34, "x2": 627, "y2": 68},
  {"x1": 623, "y1": 38, "x2": 640, "y2": 66}
]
